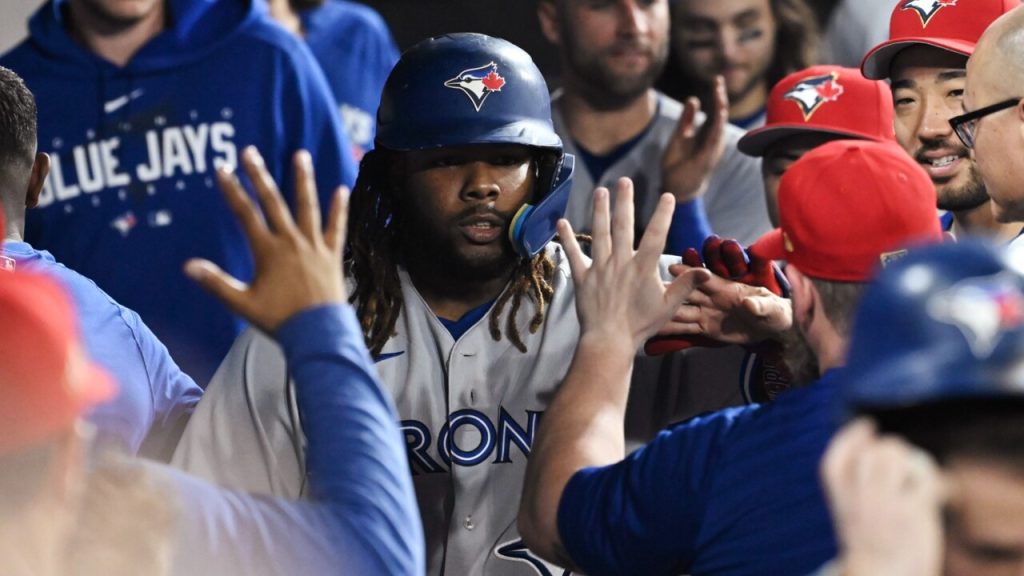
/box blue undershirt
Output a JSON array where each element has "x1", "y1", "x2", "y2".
[{"x1": 439, "y1": 300, "x2": 494, "y2": 341}]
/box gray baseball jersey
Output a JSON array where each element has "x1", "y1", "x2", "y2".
[
  {"x1": 553, "y1": 91, "x2": 772, "y2": 247},
  {"x1": 172, "y1": 244, "x2": 748, "y2": 575}
]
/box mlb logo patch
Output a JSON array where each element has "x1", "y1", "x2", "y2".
[
  {"x1": 445, "y1": 62, "x2": 506, "y2": 112},
  {"x1": 880, "y1": 249, "x2": 909, "y2": 268},
  {"x1": 901, "y1": 0, "x2": 958, "y2": 28},
  {"x1": 784, "y1": 72, "x2": 844, "y2": 121}
]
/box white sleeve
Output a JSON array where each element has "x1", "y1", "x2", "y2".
[{"x1": 171, "y1": 328, "x2": 307, "y2": 498}]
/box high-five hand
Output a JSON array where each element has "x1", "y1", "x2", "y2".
[{"x1": 185, "y1": 146, "x2": 347, "y2": 333}]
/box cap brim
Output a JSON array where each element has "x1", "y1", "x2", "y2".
[
  {"x1": 737, "y1": 125, "x2": 882, "y2": 157},
  {"x1": 751, "y1": 228, "x2": 786, "y2": 262},
  {"x1": 861, "y1": 38, "x2": 975, "y2": 79}
]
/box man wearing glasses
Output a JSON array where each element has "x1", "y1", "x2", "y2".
[
  {"x1": 861, "y1": 0, "x2": 1022, "y2": 243},
  {"x1": 954, "y1": 5, "x2": 1024, "y2": 244}
]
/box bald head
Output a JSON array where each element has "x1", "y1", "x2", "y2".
[
  {"x1": 964, "y1": 5, "x2": 1024, "y2": 223},
  {"x1": 971, "y1": 5, "x2": 1024, "y2": 101}
]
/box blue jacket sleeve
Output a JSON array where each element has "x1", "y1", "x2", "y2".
[
  {"x1": 665, "y1": 197, "x2": 713, "y2": 256},
  {"x1": 275, "y1": 304, "x2": 424, "y2": 575},
  {"x1": 557, "y1": 407, "x2": 748, "y2": 575}
]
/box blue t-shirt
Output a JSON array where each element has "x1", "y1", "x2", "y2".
[
  {"x1": 558, "y1": 369, "x2": 842, "y2": 576},
  {"x1": 1, "y1": 0, "x2": 358, "y2": 384},
  {"x1": 3, "y1": 241, "x2": 201, "y2": 456},
  {"x1": 300, "y1": 0, "x2": 399, "y2": 159}
]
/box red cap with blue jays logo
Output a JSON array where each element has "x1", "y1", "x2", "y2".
[
  {"x1": 738, "y1": 66, "x2": 895, "y2": 157},
  {"x1": 861, "y1": 0, "x2": 1020, "y2": 80},
  {"x1": 751, "y1": 140, "x2": 944, "y2": 282}
]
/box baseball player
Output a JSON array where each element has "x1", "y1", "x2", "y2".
[
  {"x1": 537, "y1": 0, "x2": 772, "y2": 249},
  {"x1": 519, "y1": 139, "x2": 944, "y2": 576},
  {"x1": 0, "y1": 65, "x2": 201, "y2": 459},
  {"x1": 817, "y1": 240, "x2": 1024, "y2": 576},
  {"x1": 861, "y1": 0, "x2": 1021, "y2": 242},
  {"x1": 0, "y1": 148, "x2": 422, "y2": 575},
  {"x1": 172, "y1": 33, "x2": 746, "y2": 575}
]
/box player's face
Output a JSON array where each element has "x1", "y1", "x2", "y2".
[
  {"x1": 944, "y1": 458, "x2": 1024, "y2": 576},
  {"x1": 70, "y1": 0, "x2": 164, "y2": 28},
  {"x1": 671, "y1": 0, "x2": 776, "y2": 106},
  {"x1": 963, "y1": 56, "x2": 1024, "y2": 223},
  {"x1": 890, "y1": 47, "x2": 988, "y2": 213},
  {"x1": 761, "y1": 132, "x2": 844, "y2": 227},
  {"x1": 554, "y1": 0, "x2": 670, "y2": 107},
  {"x1": 400, "y1": 144, "x2": 536, "y2": 279}
]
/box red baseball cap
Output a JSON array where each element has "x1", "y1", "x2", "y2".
[
  {"x1": 751, "y1": 140, "x2": 944, "y2": 282},
  {"x1": 0, "y1": 272, "x2": 117, "y2": 455},
  {"x1": 738, "y1": 66, "x2": 895, "y2": 156},
  {"x1": 861, "y1": 0, "x2": 1019, "y2": 80}
]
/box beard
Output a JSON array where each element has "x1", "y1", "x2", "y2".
[
  {"x1": 397, "y1": 202, "x2": 521, "y2": 285},
  {"x1": 936, "y1": 162, "x2": 989, "y2": 212},
  {"x1": 561, "y1": 31, "x2": 669, "y2": 110},
  {"x1": 780, "y1": 325, "x2": 820, "y2": 386}
]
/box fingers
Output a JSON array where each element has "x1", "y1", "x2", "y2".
[
  {"x1": 242, "y1": 147, "x2": 296, "y2": 236},
  {"x1": 720, "y1": 239, "x2": 749, "y2": 278},
  {"x1": 822, "y1": 418, "x2": 877, "y2": 504},
  {"x1": 741, "y1": 293, "x2": 793, "y2": 332},
  {"x1": 682, "y1": 248, "x2": 704, "y2": 268},
  {"x1": 637, "y1": 193, "x2": 674, "y2": 270},
  {"x1": 590, "y1": 187, "x2": 612, "y2": 265},
  {"x1": 558, "y1": 219, "x2": 588, "y2": 287},
  {"x1": 670, "y1": 96, "x2": 700, "y2": 150},
  {"x1": 665, "y1": 267, "x2": 712, "y2": 309},
  {"x1": 293, "y1": 150, "x2": 321, "y2": 242},
  {"x1": 184, "y1": 258, "x2": 253, "y2": 320},
  {"x1": 216, "y1": 166, "x2": 269, "y2": 249},
  {"x1": 696, "y1": 76, "x2": 727, "y2": 151},
  {"x1": 703, "y1": 235, "x2": 730, "y2": 277},
  {"x1": 324, "y1": 186, "x2": 349, "y2": 255},
  {"x1": 611, "y1": 178, "x2": 636, "y2": 260}
]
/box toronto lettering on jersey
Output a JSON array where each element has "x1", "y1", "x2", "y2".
[
  {"x1": 402, "y1": 407, "x2": 542, "y2": 474},
  {"x1": 38, "y1": 121, "x2": 237, "y2": 207}
]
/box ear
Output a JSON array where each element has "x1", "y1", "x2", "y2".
[
  {"x1": 1017, "y1": 98, "x2": 1024, "y2": 143},
  {"x1": 25, "y1": 153, "x2": 49, "y2": 209},
  {"x1": 784, "y1": 264, "x2": 817, "y2": 334},
  {"x1": 537, "y1": 0, "x2": 562, "y2": 46}
]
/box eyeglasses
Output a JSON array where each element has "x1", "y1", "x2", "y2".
[{"x1": 949, "y1": 98, "x2": 1021, "y2": 149}]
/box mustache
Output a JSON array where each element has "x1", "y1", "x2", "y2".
[{"x1": 914, "y1": 139, "x2": 969, "y2": 164}]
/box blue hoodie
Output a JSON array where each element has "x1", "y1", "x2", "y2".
[
  {"x1": 1, "y1": 0, "x2": 358, "y2": 384},
  {"x1": 300, "y1": 0, "x2": 399, "y2": 159}
]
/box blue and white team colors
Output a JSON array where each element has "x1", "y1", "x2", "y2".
[
  {"x1": 300, "y1": 0, "x2": 399, "y2": 159},
  {"x1": 1, "y1": 0, "x2": 358, "y2": 384}
]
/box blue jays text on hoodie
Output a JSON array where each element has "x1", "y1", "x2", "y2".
[
  {"x1": 1, "y1": 0, "x2": 358, "y2": 384},
  {"x1": 300, "y1": 0, "x2": 398, "y2": 158},
  {"x1": 3, "y1": 241, "x2": 202, "y2": 458}
]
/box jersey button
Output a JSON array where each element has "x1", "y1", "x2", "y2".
[{"x1": 463, "y1": 515, "x2": 475, "y2": 531}]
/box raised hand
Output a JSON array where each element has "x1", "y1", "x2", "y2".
[
  {"x1": 184, "y1": 146, "x2": 347, "y2": 333},
  {"x1": 661, "y1": 76, "x2": 728, "y2": 204},
  {"x1": 822, "y1": 419, "x2": 946, "y2": 576},
  {"x1": 559, "y1": 178, "x2": 711, "y2": 352}
]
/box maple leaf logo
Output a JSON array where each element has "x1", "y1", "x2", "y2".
[
  {"x1": 482, "y1": 70, "x2": 506, "y2": 92},
  {"x1": 784, "y1": 72, "x2": 845, "y2": 121},
  {"x1": 815, "y1": 79, "x2": 844, "y2": 102},
  {"x1": 444, "y1": 62, "x2": 510, "y2": 112}
]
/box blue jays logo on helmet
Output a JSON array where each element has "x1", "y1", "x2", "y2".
[
  {"x1": 901, "y1": 0, "x2": 958, "y2": 27},
  {"x1": 444, "y1": 62, "x2": 507, "y2": 112},
  {"x1": 784, "y1": 72, "x2": 844, "y2": 121},
  {"x1": 927, "y1": 273, "x2": 1024, "y2": 358}
]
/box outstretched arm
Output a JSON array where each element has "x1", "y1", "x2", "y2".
[
  {"x1": 185, "y1": 147, "x2": 423, "y2": 575},
  {"x1": 518, "y1": 178, "x2": 710, "y2": 568}
]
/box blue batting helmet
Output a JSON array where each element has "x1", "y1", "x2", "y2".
[
  {"x1": 843, "y1": 240, "x2": 1024, "y2": 411},
  {"x1": 375, "y1": 33, "x2": 574, "y2": 258}
]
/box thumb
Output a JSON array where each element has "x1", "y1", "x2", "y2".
[
  {"x1": 666, "y1": 267, "x2": 712, "y2": 307},
  {"x1": 185, "y1": 259, "x2": 253, "y2": 320}
]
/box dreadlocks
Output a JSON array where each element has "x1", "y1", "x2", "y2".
[{"x1": 347, "y1": 149, "x2": 562, "y2": 356}]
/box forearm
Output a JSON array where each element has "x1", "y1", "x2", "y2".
[
  {"x1": 277, "y1": 304, "x2": 424, "y2": 574},
  {"x1": 519, "y1": 331, "x2": 635, "y2": 566}
]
